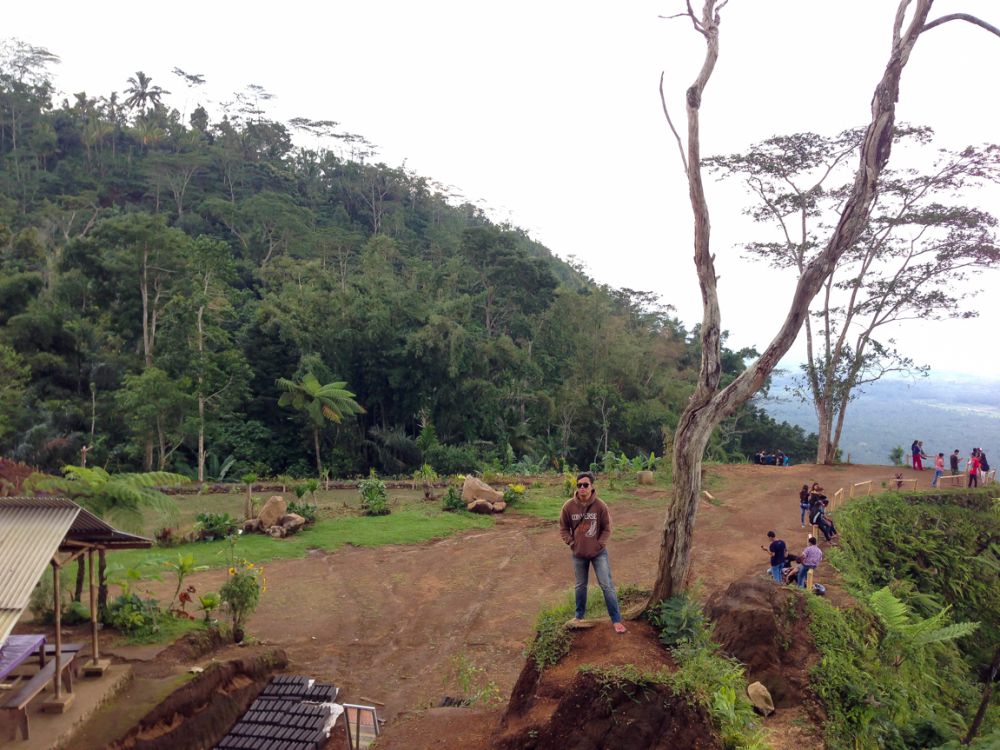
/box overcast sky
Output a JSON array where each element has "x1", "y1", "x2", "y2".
[{"x1": 6, "y1": 1, "x2": 1000, "y2": 380}]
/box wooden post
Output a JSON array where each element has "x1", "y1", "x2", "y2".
[
  {"x1": 84, "y1": 547, "x2": 111, "y2": 676},
  {"x1": 53, "y1": 561, "x2": 62, "y2": 700},
  {"x1": 89, "y1": 548, "x2": 99, "y2": 662},
  {"x1": 42, "y1": 557, "x2": 74, "y2": 712},
  {"x1": 806, "y1": 567, "x2": 815, "y2": 590}
]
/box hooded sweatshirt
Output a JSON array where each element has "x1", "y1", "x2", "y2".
[{"x1": 559, "y1": 491, "x2": 612, "y2": 559}]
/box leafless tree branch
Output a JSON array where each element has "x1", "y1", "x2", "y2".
[
  {"x1": 660, "y1": 72, "x2": 689, "y2": 173},
  {"x1": 923, "y1": 13, "x2": 1000, "y2": 38}
]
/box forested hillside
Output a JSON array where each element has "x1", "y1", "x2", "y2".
[{"x1": 0, "y1": 41, "x2": 817, "y2": 478}]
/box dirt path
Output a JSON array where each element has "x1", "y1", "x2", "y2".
[
  {"x1": 92, "y1": 463, "x2": 910, "y2": 748},
  {"x1": 214, "y1": 464, "x2": 886, "y2": 712}
]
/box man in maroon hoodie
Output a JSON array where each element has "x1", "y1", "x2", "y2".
[{"x1": 559, "y1": 471, "x2": 626, "y2": 633}]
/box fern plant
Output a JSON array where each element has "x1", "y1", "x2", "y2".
[
  {"x1": 25, "y1": 464, "x2": 186, "y2": 531},
  {"x1": 868, "y1": 587, "x2": 979, "y2": 666}
]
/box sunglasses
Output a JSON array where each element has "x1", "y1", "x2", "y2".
[{"x1": 576, "y1": 482, "x2": 591, "y2": 488}]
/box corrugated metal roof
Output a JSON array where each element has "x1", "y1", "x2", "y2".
[
  {"x1": 0, "y1": 500, "x2": 79, "y2": 646},
  {"x1": 0, "y1": 496, "x2": 154, "y2": 646},
  {"x1": 0, "y1": 497, "x2": 154, "y2": 549}
]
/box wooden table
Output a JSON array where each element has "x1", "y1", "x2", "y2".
[{"x1": 0, "y1": 635, "x2": 46, "y2": 683}]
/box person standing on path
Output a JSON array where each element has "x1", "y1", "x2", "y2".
[
  {"x1": 797, "y1": 537, "x2": 823, "y2": 588},
  {"x1": 799, "y1": 484, "x2": 810, "y2": 527},
  {"x1": 762, "y1": 531, "x2": 786, "y2": 584},
  {"x1": 950, "y1": 450, "x2": 962, "y2": 476},
  {"x1": 912, "y1": 440, "x2": 924, "y2": 471},
  {"x1": 559, "y1": 471, "x2": 627, "y2": 634},
  {"x1": 932, "y1": 453, "x2": 945, "y2": 487}
]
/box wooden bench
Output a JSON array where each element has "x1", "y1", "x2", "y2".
[
  {"x1": 1, "y1": 648, "x2": 79, "y2": 741},
  {"x1": 43, "y1": 643, "x2": 83, "y2": 682}
]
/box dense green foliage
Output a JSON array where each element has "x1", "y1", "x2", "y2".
[
  {"x1": 811, "y1": 490, "x2": 1000, "y2": 748},
  {"x1": 0, "y1": 43, "x2": 816, "y2": 477}
]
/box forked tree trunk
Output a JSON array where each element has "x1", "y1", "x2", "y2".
[{"x1": 650, "y1": 0, "x2": 940, "y2": 603}]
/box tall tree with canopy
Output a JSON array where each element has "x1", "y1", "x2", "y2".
[
  {"x1": 650, "y1": 0, "x2": 1000, "y2": 603},
  {"x1": 706, "y1": 130, "x2": 1000, "y2": 464}
]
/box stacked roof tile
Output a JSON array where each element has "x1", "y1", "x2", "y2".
[{"x1": 216, "y1": 675, "x2": 339, "y2": 750}]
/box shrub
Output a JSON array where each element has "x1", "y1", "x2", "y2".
[
  {"x1": 647, "y1": 593, "x2": 707, "y2": 648},
  {"x1": 441, "y1": 486, "x2": 465, "y2": 512},
  {"x1": 286, "y1": 499, "x2": 317, "y2": 524},
  {"x1": 358, "y1": 473, "x2": 390, "y2": 516},
  {"x1": 194, "y1": 512, "x2": 239, "y2": 540},
  {"x1": 423, "y1": 443, "x2": 479, "y2": 475},
  {"x1": 107, "y1": 593, "x2": 161, "y2": 637},
  {"x1": 502, "y1": 483, "x2": 526, "y2": 506},
  {"x1": 220, "y1": 542, "x2": 265, "y2": 642}
]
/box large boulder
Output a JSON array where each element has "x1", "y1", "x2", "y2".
[
  {"x1": 747, "y1": 681, "x2": 774, "y2": 716},
  {"x1": 466, "y1": 499, "x2": 494, "y2": 514},
  {"x1": 461, "y1": 476, "x2": 503, "y2": 504},
  {"x1": 258, "y1": 496, "x2": 287, "y2": 529},
  {"x1": 280, "y1": 513, "x2": 306, "y2": 535}
]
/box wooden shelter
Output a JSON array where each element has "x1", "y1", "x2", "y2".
[{"x1": 0, "y1": 497, "x2": 152, "y2": 716}]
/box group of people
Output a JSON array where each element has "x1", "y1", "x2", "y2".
[
  {"x1": 798, "y1": 482, "x2": 838, "y2": 541},
  {"x1": 764, "y1": 531, "x2": 824, "y2": 588},
  {"x1": 912, "y1": 440, "x2": 992, "y2": 488},
  {"x1": 752, "y1": 450, "x2": 790, "y2": 466}
]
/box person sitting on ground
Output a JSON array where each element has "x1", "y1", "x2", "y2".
[
  {"x1": 798, "y1": 484, "x2": 810, "y2": 528},
  {"x1": 762, "y1": 531, "x2": 786, "y2": 584},
  {"x1": 808, "y1": 495, "x2": 836, "y2": 542},
  {"x1": 782, "y1": 552, "x2": 801, "y2": 585},
  {"x1": 797, "y1": 537, "x2": 823, "y2": 588}
]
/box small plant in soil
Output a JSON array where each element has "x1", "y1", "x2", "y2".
[
  {"x1": 441, "y1": 486, "x2": 465, "y2": 512},
  {"x1": 443, "y1": 653, "x2": 502, "y2": 706},
  {"x1": 219, "y1": 537, "x2": 265, "y2": 642},
  {"x1": 198, "y1": 591, "x2": 221, "y2": 623},
  {"x1": 358, "y1": 471, "x2": 390, "y2": 516}
]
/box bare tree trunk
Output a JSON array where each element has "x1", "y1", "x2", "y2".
[
  {"x1": 964, "y1": 646, "x2": 1000, "y2": 744},
  {"x1": 650, "y1": 0, "x2": 938, "y2": 603},
  {"x1": 815, "y1": 403, "x2": 832, "y2": 465},
  {"x1": 74, "y1": 557, "x2": 85, "y2": 602},
  {"x1": 313, "y1": 427, "x2": 323, "y2": 478},
  {"x1": 97, "y1": 548, "x2": 108, "y2": 614}
]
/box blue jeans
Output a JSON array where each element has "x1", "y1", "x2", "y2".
[
  {"x1": 932, "y1": 469, "x2": 943, "y2": 487},
  {"x1": 572, "y1": 549, "x2": 622, "y2": 623},
  {"x1": 800, "y1": 503, "x2": 809, "y2": 524},
  {"x1": 797, "y1": 564, "x2": 816, "y2": 588},
  {"x1": 770, "y1": 564, "x2": 784, "y2": 583}
]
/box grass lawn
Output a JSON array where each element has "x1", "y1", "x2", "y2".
[{"x1": 113, "y1": 504, "x2": 495, "y2": 571}]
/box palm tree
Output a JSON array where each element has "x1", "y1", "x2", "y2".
[
  {"x1": 276, "y1": 373, "x2": 364, "y2": 477},
  {"x1": 123, "y1": 71, "x2": 170, "y2": 112}
]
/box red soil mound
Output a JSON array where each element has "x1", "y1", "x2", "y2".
[
  {"x1": 706, "y1": 576, "x2": 821, "y2": 711},
  {"x1": 379, "y1": 621, "x2": 721, "y2": 750}
]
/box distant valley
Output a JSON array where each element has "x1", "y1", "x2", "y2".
[{"x1": 759, "y1": 372, "x2": 1000, "y2": 466}]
